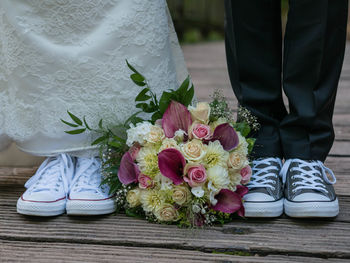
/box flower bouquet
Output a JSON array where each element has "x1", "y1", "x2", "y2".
[{"x1": 62, "y1": 61, "x2": 258, "y2": 227}]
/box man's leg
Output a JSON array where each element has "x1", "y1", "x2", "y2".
[
  {"x1": 225, "y1": 0, "x2": 287, "y2": 159},
  {"x1": 281, "y1": 0, "x2": 348, "y2": 161},
  {"x1": 225, "y1": 0, "x2": 286, "y2": 217},
  {"x1": 281, "y1": 0, "x2": 348, "y2": 217}
]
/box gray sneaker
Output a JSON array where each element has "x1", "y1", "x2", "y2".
[
  {"x1": 244, "y1": 157, "x2": 284, "y2": 217},
  {"x1": 281, "y1": 159, "x2": 339, "y2": 218}
]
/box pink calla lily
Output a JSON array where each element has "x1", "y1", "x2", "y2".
[
  {"x1": 236, "y1": 185, "x2": 249, "y2": 198},
  {"x1": 212, "y1": 189, "x2": 243, "y2": 214},
  {"x1": 162, "y1": 101, "x2": 192, "y2": 138},
  {"x1": 158, "y1": 148, "x2": 186, "y2": 185},
  {"x1": 118, "y1": 152, "x2": 140, "y2": 185},
  {"x1": 210, "y1": 123, "x2": 239, "y2": 151},
  {"x1": 237, "y1": 205, "x2": 245, "y2": 217}
]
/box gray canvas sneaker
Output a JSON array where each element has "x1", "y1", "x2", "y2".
[
  {"x1": 281, "y1": 159, "x2": 339, "y2": 218},
  {"x1": 244, "y1": 157, "x2": 284, "y2": 217}
]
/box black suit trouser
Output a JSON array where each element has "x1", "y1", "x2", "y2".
[{"x1": 225, "y1": 0, "x2": 348, "y2": 161}]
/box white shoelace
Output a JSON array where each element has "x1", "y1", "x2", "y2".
[
  {"x1": 247, "y1": 157, "x2": 282, "y2": 190},
  {"x1": 24, "y1": 154, "x2": 75, "y2": 197},
  {"x1": 280, "y1": 159, "x2": 336, "y2": 194},
  {"x1": 70, "y1": 158, "x2": 104, "y2": 194}
]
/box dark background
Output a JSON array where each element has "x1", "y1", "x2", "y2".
[{"x1": 168, "y1": 0, "x2": 349, "y2": 43}]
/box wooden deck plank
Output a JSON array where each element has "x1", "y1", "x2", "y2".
[
  {"x1": 0, "y1": 210, "x2": 349, "y2": 259},
  {"x1": 2, "y1": 241, "x2": 348, "y2": 263},
  {"x1": 0, "y1": 186, "x2": 349, "y2": 260}
]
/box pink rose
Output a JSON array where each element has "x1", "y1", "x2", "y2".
[
  {"x1": 191, "y1": 123, "x2": 212, "y2": 140},
  {"x1": 184, "y1": 164, "x2": 207, "y2": 187},
  {"x1": 129, "y1": 143, "x2": 141, "y2": 161},
  {"x1": 138, "y1": 174, "x2": 154, "y2": 189},
  {"x1": 240, "y1": 165, "x2": 252, "y2": 185}
]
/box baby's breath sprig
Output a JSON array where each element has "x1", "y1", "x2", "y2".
[
  {"x1": 209, "y1": 89, "x2": 235, "y2": 122},
  {"x1": 237, "y1": 106, "x2": 260, "y2": 132}
]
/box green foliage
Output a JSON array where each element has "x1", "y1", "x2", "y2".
[
  {"x1": 126, "y1": 61, "x2": 194, "y2": 125},
  {"x1": 233, "y1": 122, "x2": 251, "y2": 137},
  {"x1": 246, "y1": 138, "x2": 256, "y2": 155},
  {"x1": 125, "y1": 207, "x2": 145, "y2": 219}
]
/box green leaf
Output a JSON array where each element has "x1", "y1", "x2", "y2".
[
  {"x1": 112, "y1": 135, "x2": 126, "y2": 143},
  {"x1": 65, "y1": 128, "x2": 86, "y2": 135},
  {"x1": 131, "y1": 73, "x2": 145, "y2": 83},
  {"x1": 83, "y1": 116, "x2": 91, "y2": 130},
  {"x1": 125, "y1": 208, "x2": 144, "y2": 219},
  {"x1": 132, "y1": 81, "x2": 146, "y2": 87},
  {"x1": 67, "y1": 111, "x2": 83, "y2": 126},
  {"x1": 136, "y1": 103, "x2": 148, "y2": 110},
  {"x1": 135, "y1": 88, "x2": 151, "y2": 102},
  {"x1": 126, "y1": 60, "x2": 143, "y2": 77},
  {"x1": 247, "y1": 138, "x2": 256, "y2": 154},
  {"x1": 151, "y1": 111, "x2": 162, "y2": 123},
  {"x1": 183, "y1": 84, "x2": 195, "y2": 106},
  {"x1": 98, "y1": 119, "x2": 103, "y2": 129},
  {"x1": 124, "y1": 111, "x2": 143, "y2": 126},
  {"x1": 159, "y1": 91, "x2": 173, "y2": 114},
  {"x1": 108, "y1": 140, "x2": 122, "y2": 148},
  {"x1": 130, "y1": 116, "x2": 144, "y2": 125},
  {"x1": 91, "y1": 135, "x2": 108, "y2": 145},
  {"x1": 136, "y1": 103, "x2": 156, "y2": 113},
  {"x1": 176, "y1": 76, "x2": 190, "y2": 96},
  {"x1": 60, "y1": 119, "x2": 79, "y2": 128},
  {"x1": 234, "y1": 122, "x2": 251, "y2": 137}
]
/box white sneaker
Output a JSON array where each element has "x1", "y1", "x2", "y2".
[
  {"x1": 244, "y1": 157, "x2": 284, "y2": 217},
  {"x1": 66, "y1": 157, "x2": 116, "y2": 215},
  {"x1": 17, "y1": 154, "x2": 75, "y2": 216},
  {"x1": 281, "y1": 159, "x2": 339, "y2": 218}
]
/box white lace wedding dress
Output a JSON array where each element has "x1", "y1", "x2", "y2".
[{"x1": 0, "y1": 0, "x2": 187, "y2": 157}]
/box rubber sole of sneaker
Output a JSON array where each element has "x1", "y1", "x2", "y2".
[
  {"x1": 284, "y1": 198, "x2": 339, "y2": 218},
  {"x1": 244, "y1": 199, "x2": 284, "y2": 218},
  {"x1": 66, "y1": 199, "x2": 116, "y2": 216},
  {"x1": 16, "y1": 198, "x2": 66, "y2": 217}
]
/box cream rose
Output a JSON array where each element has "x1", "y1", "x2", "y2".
[
  {"x1": 181, "y1": 139, "x2": 206, "y2": 162},
  {"x1": 188, "y1": 102, "x2": 211, "y2": 124},
  {"x1": 235, "y1": 132, "x2": 249, "y2": 155},
  {"x1": 228, "y1": 151, "x2": 249, "y2": 170},
  {"x1": 146, "y1": 125, "x2": 164, "y2": 144},
  {"x1": 228, "y1": 169, "x2": 242, "y2": 186},
  {"x1": 126, "y1": 189, "x2": 141, "y2": 208},
  {"x1": 155, "y1": 204, "x2": 179, "y2": 222},
  {"x1": 159, "y1": 138, "x2": 179, "y2": 152},
  {"x1": 172, "y1": 185, "x2": 191, "y2": 205}
]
